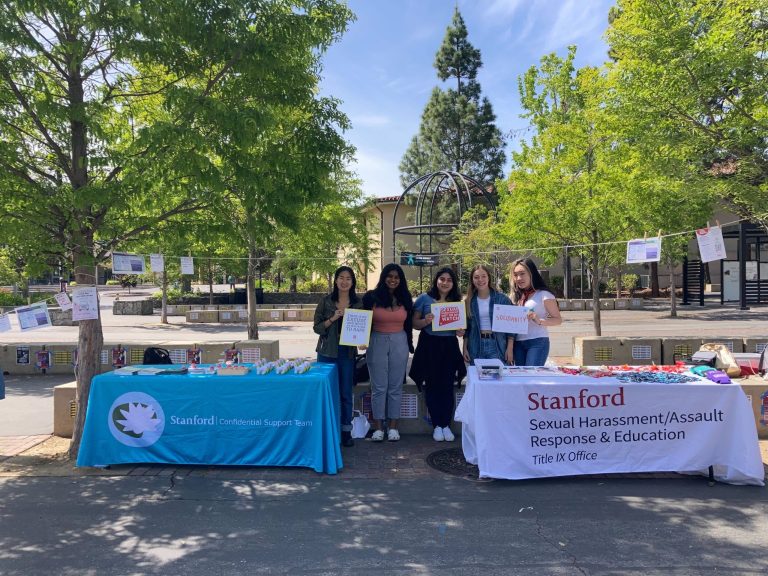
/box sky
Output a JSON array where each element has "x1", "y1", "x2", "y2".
[{"x1": 320, "y1": 0, "x2": 616, "y2": 198}]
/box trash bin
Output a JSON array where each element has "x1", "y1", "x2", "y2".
[{"x1": 254, "y1": 287, "x2": 264, "y2": 305}]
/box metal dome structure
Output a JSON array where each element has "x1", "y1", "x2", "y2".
[{"x1": 392, "y1": 170, "x2": 496, "y2": 267}]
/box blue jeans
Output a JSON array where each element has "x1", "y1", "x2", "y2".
[
  {"x1": 318, "y1": 349, "x2": 355, "y2": 432},
  {"x1": 513, "y1": 337, "x2": 550, "y2": 367}
]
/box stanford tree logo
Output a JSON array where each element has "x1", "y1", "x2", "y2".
[{"x1": 107, "y1": 392, "x2": 165, "y2": 447}]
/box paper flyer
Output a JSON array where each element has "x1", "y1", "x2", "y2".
[
  {"x1": 180, "y1": 256, "x2": 194, "y2": 275},
  {"x1": 626, "y1": 237, "x2": 661, "y2": 264},
  {"x1": 71, "y1": 286, "x2": 99, "y2": 321},
  {"x1": 150, "y1": 253, "x2": 165, "y2": 273},
  {"x1": 695, "y1": 226, "x2": 727, "y2": 263},
  {"x1": 54, "y1": 291, "x2": 73, "y2": 310},
  {"x1": 491, "y1": 304, "x2": 528, "y2": 335},
  {"x1": 112, "y1": 252, "x2": 146, "y2": 274},
  {"x1": 0, "y1": 313, "x2": 11, "y2": 332},
  {"x1": 15, "y1": 302, "x2": 52, "y2": 331},
  {"x1": 339, "y1": 309, "x2": 373, "y2": 346},
  {"x1": 430, "y1": 302, "x2": 467, "y2": 331}
]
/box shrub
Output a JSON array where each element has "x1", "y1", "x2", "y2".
[{"x1": 298, "y1": 279, "x2": 329, "y2": 293}]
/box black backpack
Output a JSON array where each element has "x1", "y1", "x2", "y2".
[{"x1": 143, "y1": 347, "x2": 173, "y2": 365}]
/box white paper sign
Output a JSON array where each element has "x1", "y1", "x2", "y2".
[
  {"x1": 626, "y1": 237, "x2": 661, "y2": 264},
  {"x1": 71, "y1": 287, "x2": 99, "y2": 321},
  {"x1": 0, "y1": 313, "x2": 11, "y2": 332},
  {"x1": 180, "y1": 256, "x2": 194, "y2": 275},
  {"x1": 111, "y1": 252, "x2": 146, "y2": 274},
  {"x1": 431, "y1": 302, "x2": 467, "y2": 331},
  {"x1": 491, "y1": 304, "x2": 528, "y2": 335},
  {"x1": 54, "y1": 291, "x2": 73, "y2": 310},
  {"x1": 150, "y1": 253, "x2": 165, "y2": 272},
  {"x1": 695, "y1": 226, "x2": 726, "y2": 263},
  {"x1": 15, "y1": 302, "x2": 52, "y2": 331},
  {"x1": 339, "y1": 309, "x2": 373, "y2": 346}
]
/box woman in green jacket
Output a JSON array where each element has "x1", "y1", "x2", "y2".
[{"x1": 313, "y1": 266, "x2": 361, "y2": 447}]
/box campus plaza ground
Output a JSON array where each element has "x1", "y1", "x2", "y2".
[
  {"x1": 1, "y1": 293, "x2": 767, "y2": 576},
  {"x1": 1, "y1": 290, "x2": 767, "y2": 474}
]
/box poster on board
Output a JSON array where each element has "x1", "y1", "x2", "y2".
[{"x1": 339, "y1": 309, "x2": 373, "y2": 346}]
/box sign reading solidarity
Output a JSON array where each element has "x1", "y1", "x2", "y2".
[{"x1": 491, "y1": 304, "x2": 528, "y2": 335}]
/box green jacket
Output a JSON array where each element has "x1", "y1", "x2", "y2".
[{"x1": 313, "y1": 294, "x2": 361, "y2": 359}]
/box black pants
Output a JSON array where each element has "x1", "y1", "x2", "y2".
[{"x1": 409, "y1": 331, "x2": 465, "y2": 428}]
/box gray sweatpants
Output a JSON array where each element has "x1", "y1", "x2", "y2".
[{"x1": 367, "y1": 331, "x2": 409, "y2": 421}]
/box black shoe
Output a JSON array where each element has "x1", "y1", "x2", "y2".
[{"x1": 341, "y1": 431, "x2": 354, "y2": 447}]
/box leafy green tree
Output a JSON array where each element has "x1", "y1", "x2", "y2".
[
  {"x1": 606, "y1": 0, "x2": 768, "y2": 230},
  {"x1": 0, "y1": 0, "x2": 353, "y2": 457},
  {"x1": 399, "y1": 7, "x2": 505, "y2": 187}
]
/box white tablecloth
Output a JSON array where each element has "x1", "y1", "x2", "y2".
[{"x1": 455, "y1": 367, "x2": 765, "y2": 485}]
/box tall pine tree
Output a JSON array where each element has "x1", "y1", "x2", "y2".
[{"x1": 399, "y1": 8, "x2": 505, "y2": 187}]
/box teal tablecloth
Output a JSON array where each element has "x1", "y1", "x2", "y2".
[{"x1": 76, "y1": 363, "x2": 342, "y2": 474}]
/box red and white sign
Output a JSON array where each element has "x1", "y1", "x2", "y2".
[{"x1": 431, "y1": 302, "x2": 466, "y2": 332}]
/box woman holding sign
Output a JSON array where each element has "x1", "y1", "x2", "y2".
[
  {"x1": 313, "y1": 266, "x2": 361, "y2": 447},
  {"x1": 510, "y1": 258, "x2": 561, "y2": 366},
  {"x1": 410, "y1": 267, "x2": 467, "y2": 442},
  {"x1": 463, "y1": 264, "x2": 515, "y2": 365},
  {"x1": 362, "y1": 263, "x2": 413, "y2": 442}
]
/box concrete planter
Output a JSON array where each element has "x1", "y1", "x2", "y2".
[{"x1": 112, "y1": 300, "x2": 154, "y2": 315}]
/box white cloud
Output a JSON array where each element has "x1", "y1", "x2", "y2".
[
  {"x1": 351, "y1": 149, "x2": 403, "y2": 198},
  {"x1": 352, "y1": 114, "x2": 391, "y2": 127},
  {"x1": 481, "y1": 0, "x2": 527, "y2": 19},
  {"x1": 543, "y1": 0, "x2": 608, "y2": 52}
]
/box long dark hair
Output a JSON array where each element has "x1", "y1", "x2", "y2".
[
  {"x1": 330, "y1": 266, "x2": 358, "y2": 304},
  {"x1": 427, "y1": 267, "x2": 462, "y2": 302},
  {"x1": 510, "y1": 257, "x2": 550, "y2": 304},
  {"x1": 368, "y1": 263, "x2": 412, "y2": 311}
]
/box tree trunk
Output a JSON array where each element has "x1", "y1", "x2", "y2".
[
  {"x1": 591, "y1": 243, "x2": 602, "y2": 336},
  {"x1": 290, "y1": 275, "x2": 297, "y2": 293},
  {"x1": 650, "y1": 262, "x2": 660, "y2": 297},
  {"x1": 161, "y1": 269, "x2": 168, "y2": 324},
  {"x1": 616, "y1": 269, "x2": 622, "y2": 299},
  {"x1": 208, "y1": 261, "x2": 214, "y2": 305},
  {"x1": 247, "y1": 242, "x2": 259, "y2": 340},
  {"x1": 669, "y1": 261, "x2": 677, "y2": 318},
  {"x1": 68, "y1": 249, "x2": 104, "y2": 460}
]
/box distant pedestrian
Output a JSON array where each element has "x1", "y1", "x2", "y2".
[{"x1": 228, "y1": 275, "x2": 236, "y2": 290}]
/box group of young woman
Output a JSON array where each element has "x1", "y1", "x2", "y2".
[{"x1": 312, "y1": 258, "x2": 562, "y2": 447}]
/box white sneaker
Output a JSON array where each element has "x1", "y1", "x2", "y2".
[
  {"x1": 371, "y1": 430, "x2": 385, "y2": 442},
  {"x1": 387, "y1": 428, "x2": 400, "y2": 442},
  {"x1": 432, "y1": 427, "x2": 444, "y2": 442},
  {"x1": 442, "y1": 427, "x2": 455, "y2": 442}
]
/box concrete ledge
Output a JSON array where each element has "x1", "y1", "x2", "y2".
[{"x1": 113, "y1": 300, "x2": 154, "y2": 315}]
